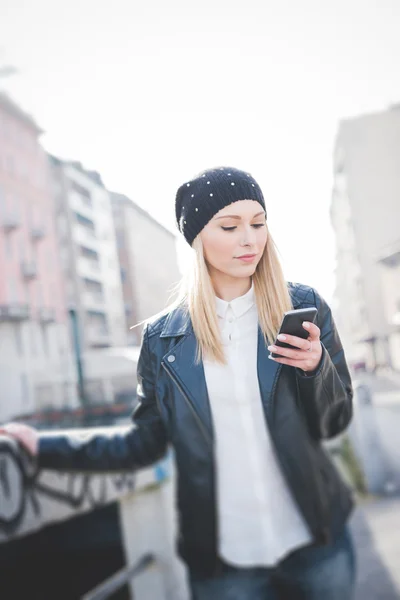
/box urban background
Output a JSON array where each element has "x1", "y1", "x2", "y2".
[
  {"x1": 1, "y1": 0, "x2": 400, "y2": 598},
  {"x1": 0, "y1": 88, "x2": 181, "y2": 428}
]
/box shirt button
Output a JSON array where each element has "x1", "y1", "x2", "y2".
[
  {"x1": 167, "y1": 355, "x2": 175, "y2": 362},
  {"x1": 228, "y1": 317, "x2": 233, "y2": 323}
]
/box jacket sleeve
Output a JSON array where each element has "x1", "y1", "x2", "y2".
[
  {"x1": 296, "y1": 289, "x2": 353, "y2": 440},
  {"x1": 38, "y1": 325, "x2": 168, "y2": 472}
]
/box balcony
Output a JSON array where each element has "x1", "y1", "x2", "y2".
[
  {"x1": 73, "y1": 226, "x2": 99, "y2": 252},
  {"x1": 77, "y1": 256, "x2": 102, "y2": 280},
  {"x1": 31, "y1": 225, "x2": 46, "y2": 241},
  {"x1": 38, "y1": 307, "x2": 56, "y2": 323},
  {"x1": 2, "y1": 214, "x2": 20, "y2": 232},
  {"x1": 83, "y1": 291, "x2": 106, "y2": 311},
  {"x1": 21, "y1": 261, "x2": 37, "y2": 280},
  {"x1": 86, "y1": 327, "x2": 110, "y2": 347},
  {"x1": 0, "y1": 303, "x2": 30, "y2": 321}
]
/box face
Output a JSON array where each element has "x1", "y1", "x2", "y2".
[{"x1": 200, "y1": 200, "x2": 268, "y2": 281}]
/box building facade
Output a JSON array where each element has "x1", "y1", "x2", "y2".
[
  {"x1": 49, "y1": 158, "x2": 127, "y2": 351},
  {"x1": 111, "y1": 193, "x2": 181, "y2": 345},
  {"x1": 331, "y1": 105, "x2": 400, "y2": 370},
  {"x1": 0, "y1": 93, "x2": 77, "y2": 421}
]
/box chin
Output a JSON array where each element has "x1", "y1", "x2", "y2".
[{"x1": 231, "y1": 265, "x2": 257, "y2": 277}]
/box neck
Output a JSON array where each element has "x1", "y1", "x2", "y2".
[{"x1": 211, "y1": 273, "x2": 252, "y2": 302}]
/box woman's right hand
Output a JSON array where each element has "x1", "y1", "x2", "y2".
[{"x1": 0, "y1": 422, "x2": 39, "y2": 456}]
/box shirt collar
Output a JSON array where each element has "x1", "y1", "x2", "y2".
[{"x1": 215, "y1": 282, "x2": 255, "y2": 320}]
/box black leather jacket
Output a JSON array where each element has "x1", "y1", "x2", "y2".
[{"x1": 39, "y1": 283, "x2": 354, "y2": 576}]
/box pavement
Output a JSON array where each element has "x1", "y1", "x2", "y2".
[
  {"x1": 351, "y1": 497, "x2": 400, "y2": 599},
  {"x1": 349, "y1": 372, "x2": 400, "y2": 599}
]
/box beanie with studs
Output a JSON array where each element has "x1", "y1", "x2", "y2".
[{"x1": 175, "y1": 166, "x2": 266, "y2": 245}]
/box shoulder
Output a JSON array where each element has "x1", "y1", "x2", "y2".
[
  {"x1": 144, "y1": 312, "x2": 170, "y2": 339},
  {"x1": 143, "y1": 302, "x2": 190, "y2": 341},
  {"x1": 288, "y1": 282, "x2": 332, "y2": 332},
  {"x1": 288, "y1": 281, "x2": 317, "y2": 307},
  {"x1": 288, "y1": 282, "x2": 329, "y2": 312}
]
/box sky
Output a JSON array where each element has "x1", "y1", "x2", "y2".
[{"x1": 1, "y1": 0, "x2": 400, "y2": 302}]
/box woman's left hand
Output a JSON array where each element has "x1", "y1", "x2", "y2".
[{"x1": 268, "y1": 321, "x2": 322, "y2": 374}]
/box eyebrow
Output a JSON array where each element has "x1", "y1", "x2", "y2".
[{"x1": 214, "y1": 211, "x2": 266, "y2": 221}]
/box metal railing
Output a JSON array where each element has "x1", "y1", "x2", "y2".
[{"x1": 81, "y1": 553, "x2": 156, "y2": 600}]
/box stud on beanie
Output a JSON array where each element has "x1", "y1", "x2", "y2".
[{"x1": 175, "y1": 166, "x2": 266, "y2": 245}]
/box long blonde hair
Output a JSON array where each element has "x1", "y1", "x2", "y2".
[{"x1": 169, "y1": 225, "x2": 293, "y2": 364}]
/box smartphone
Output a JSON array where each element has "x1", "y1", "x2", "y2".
[{"x1": 271, "y1": 307, "x2": 318, "y2": 358}]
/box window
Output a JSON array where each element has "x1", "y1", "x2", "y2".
[
  {"x1": 79, "y1": 245, "x2": 99, "y2": 260},
  {"x1": 82, "y1": 277, "x2": 103, "y2": 294},
  {"x1": 74, "y1": 211, "x2": 95, "y2": 230},
  {"x1": 71, "y1": 180, "x2": 92, "y2": 206},
  {"x1": 86, "y1": 310, "x2": 108, "y2": 330}
]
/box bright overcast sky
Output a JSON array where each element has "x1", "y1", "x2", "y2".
[{"x1": 1, "y1": 0, "x2": 400, "y2": 302}]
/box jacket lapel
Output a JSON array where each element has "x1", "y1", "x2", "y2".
[
  {"x1": 161, "y1": 309, "x2": 214, "y2": 443},
  {"x1": 257, "y1": 326, "x2": 282, "y2": 422},
  {"x1": 160, "y1": 305, "x2": 283, "y2": 440}
]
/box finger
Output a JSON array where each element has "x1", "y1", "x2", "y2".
[
  {"x1": 269, "y1": 355, "x2": 309, "y2": 368},
  {"x1": 268, "y1": 344, "x2": 310, "y2": 360},
  {"x1": 276, "y1": 334, "x2": 312, "y2": 351},
  {"x1": 302, "y1": 321, "x2": 321, "y2": 340}
]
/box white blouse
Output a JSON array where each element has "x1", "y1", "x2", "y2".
[{"x1": 203, "y1": 284, "x2": 312, "y2": 567}]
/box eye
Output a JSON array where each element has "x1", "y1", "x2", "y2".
[
  {"x1": 252, "y1": 223, "x2": 266, "y2": 228},
  {"x1": 221, "y1": 226, "x2": 236, "y2": 231}
]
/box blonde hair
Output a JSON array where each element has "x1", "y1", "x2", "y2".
[{"x1": 134, "y1": 227, "x2": 292, "y2": 365}]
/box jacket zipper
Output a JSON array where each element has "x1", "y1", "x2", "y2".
[{"x1": 161, "y1": 361, "x2": 213, "y2": 449}]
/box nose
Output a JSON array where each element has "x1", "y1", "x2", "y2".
[{"x1": 240, "y1": 224, "x2": 257, "y2": 247}]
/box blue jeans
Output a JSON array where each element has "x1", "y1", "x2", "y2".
[{"x1": 190, "y1": 526, "x2": 356, "y2": 600}]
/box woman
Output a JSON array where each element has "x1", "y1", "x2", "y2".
[{"x1": 1, "y1": 167, "x2": 356, "y2": 599}]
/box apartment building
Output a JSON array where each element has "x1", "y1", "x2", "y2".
[
  {"x1": 111, "y1": 193, "x2": 181, "y2": 345},
  {"x1": 331, "y1": 105, "x2": 400, "y2": 370},
  {"x1": 49, "y1": 157, "x2": 127, "y2": 351},
  {"x1": 0, "y1": 93, "x2": 77, "y2": 421}
]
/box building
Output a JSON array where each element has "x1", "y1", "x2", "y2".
[
  {"x1": 0, "y1": 93, "x2": 77, "y2": 421},
  {"x1": 49, "y1": 157, "x2": 127, "y2": 351},
  {"x1": 111, "y1": 193, "x2": 181, "y2": 345},
  {"x1": 331, "y1": 105, "x2": 400, "y2": 370},
  {"x1": 377, "y1": 240, "x2": 400, "y2": 370}
]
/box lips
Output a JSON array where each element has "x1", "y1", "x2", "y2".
[{"x1": 236, "y1": 254, "x2": 256, "y2": 259}]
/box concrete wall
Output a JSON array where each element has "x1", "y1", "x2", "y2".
[{"x1": 0, "y1": 428, "x2": 189, "y2": 600}]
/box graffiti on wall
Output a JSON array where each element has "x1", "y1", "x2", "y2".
[{"x1": 0, "y1": 438, "x2": 136, "y2": 538}]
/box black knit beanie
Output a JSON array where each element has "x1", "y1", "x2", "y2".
[{"x1": 175, "y1": 166, "x2": 266, "y2": 245}]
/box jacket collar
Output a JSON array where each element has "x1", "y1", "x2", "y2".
[
  {"x1": 160, "y1": 304, "x2": 192, "y2": 338},
  {"x1": 161, "y1": 314, "x2": 281, "y2": 443},
  {"x1": 161, "y1": 283, "x2": 302, "y2": 337}
]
